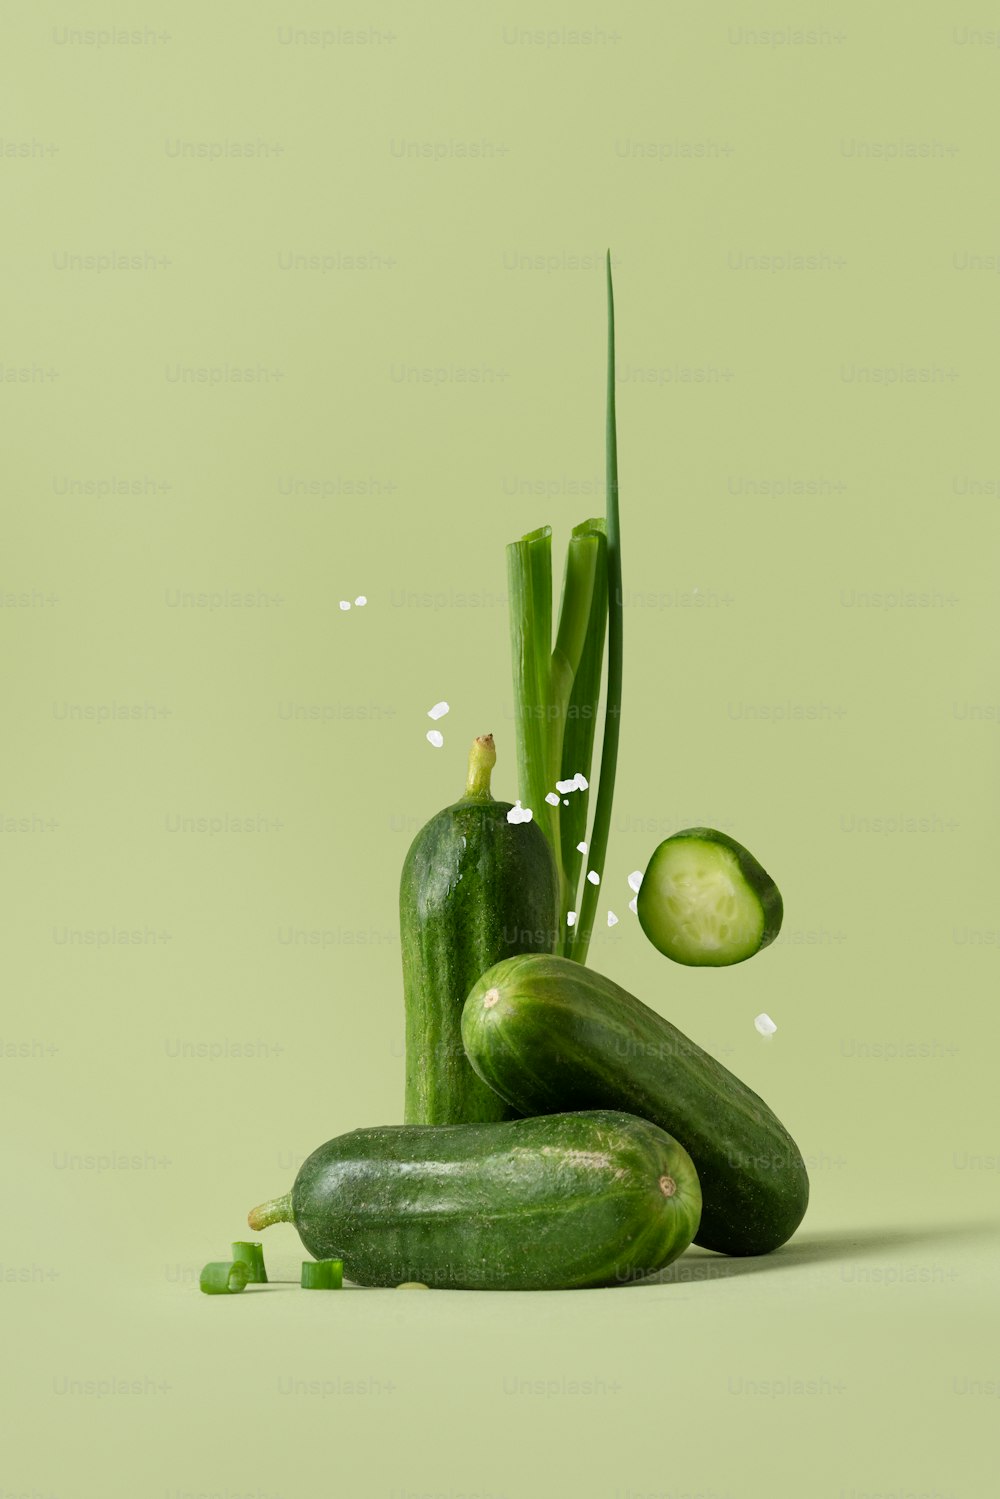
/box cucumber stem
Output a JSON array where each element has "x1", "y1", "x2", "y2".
[
  {"x1": 247, "y1": 1193, "x2": 293, "y2": 1231},
  {"x1": 464, "y1": 734, "x2": 496, "y2": 800}
]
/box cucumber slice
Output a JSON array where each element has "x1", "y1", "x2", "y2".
[{"x1": 636, "y1": 827, "x2": 782, "y2": 967}]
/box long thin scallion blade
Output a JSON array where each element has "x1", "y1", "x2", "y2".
[{"x1": 570, "y1": 250, "x2": 623, "y2": 964}]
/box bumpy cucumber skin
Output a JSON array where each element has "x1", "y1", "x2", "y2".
[
  {"x1": 462, "y1": 953, "x2": 808, "y2": 1256},
  {"x1": 637, "y1": 827, "x2": 784, "y2": 967},
  {"x1": 400, "y1": 795, "x2": 558, "y2": 1125},
  {"x1": 290, "y1": 1111, "x2": 702, "y2": 1290}
]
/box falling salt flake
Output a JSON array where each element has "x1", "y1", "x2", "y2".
[
  {"x1": 562, "y1": 799, "x2": 569, "y2": 806},
  {"x1": 573, "y1": 772, "x2": 589, "y2": 791},
  {"x1": 507, "y1": 800, "x2": 533, "y2": 825},
  {"x1": 576, "y1": 841, "x2": 588, "y2": 854},
  {"x1": 545, "y1": 792, "x2": 561, "y2": 806},
  {"x1": 566, "y1": 911, "x2": 577, "y2": 927},
  {"x1": 555, "y1": 777, "x2": 578, "y2": 795},
  {"x1": 607, "y1": 910, "x2": 619, "y2": 928},
  {"x1": 339, "y1": 600, "x2": 351, "y2": 611},
  {"x1": 627, "y1": 870, "x2": 644, "y2": 893},
  {"x1": 426, "y1": 730, "x2": 444, "y2": 748},
  {"x1": 354, "y1": 596, "x2": 368, "y2": 607},
  {"x1": 587, "y1": 871, "x2": 600, "y2": 886},
  {"x1": 754, "y1": 1013, "x2": 778, "y2": 1037},
  {"x1": 628, "y1": 897, "x2": 638, "y2": 915},
  {"x1": 427, "y1": 701, "x2": 449, "y2": 721}
]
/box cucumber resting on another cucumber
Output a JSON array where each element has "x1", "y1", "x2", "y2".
[
  {"x1": 462, "y1": 953, "x2": 808, "y2": 1256},
  {"x1": 636, "y1": 827, "x2": 783, "y2": 967}
]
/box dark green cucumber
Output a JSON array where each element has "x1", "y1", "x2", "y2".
[
  {"x1": 637, "y1": 827, "x2": 783, "y2": 967},
  {"x1": 400, "y1": 734, "x2": 558, "y2": 1124},
  {"x1": 247, "y1": 1110, "x2": 701, "y2": 1290},
  {"x1": 462, "y1": 953, "x2": 808, "y2": 1256}
]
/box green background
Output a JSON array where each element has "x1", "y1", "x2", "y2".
[{"x1": 3, "y1": 3, "x2": 997, "y2": 1496}]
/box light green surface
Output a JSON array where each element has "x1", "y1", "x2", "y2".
[{"x1": 2, "y1": 4, "x2": 997, "y2": 1496}]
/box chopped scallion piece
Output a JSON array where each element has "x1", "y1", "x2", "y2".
[
  {"x1": 230, "y1": 1241, "x2": 268, "y2": 1283},
  {"x1": 200, "y1": 1260, "x2": 251, "y2": 1295},
  {"x1": 301, "y1": 1259, "x2": 344, "y2": 1289}
]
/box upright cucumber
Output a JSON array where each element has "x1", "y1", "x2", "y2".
[
  {"x1": 400, "y1": 734, "x2": 558, "y2": 1124},
  {"x1": 247, "y1": 1110, "x2": 701, "y2": 1290},
  {"x1": 462, "y1": 954, "x2": 808, "y2": 1256}
]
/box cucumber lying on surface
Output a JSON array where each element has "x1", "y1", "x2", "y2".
[
  {"x1": 400, "y1": 733, "x2": 558, "y2": 1125},
  {"x1": 462, "y1": 953, "x2": 808, "y2": 1256},
  {"x1": 636, "y1": 827, "x2": 783, "y2": 967},
  {"x1": 247, "y1": 1111, "x2": 701, "y2": 1291}
]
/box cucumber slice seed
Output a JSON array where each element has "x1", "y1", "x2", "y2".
[{"x1": 636, "y1": 829, "x2": 782, "y2": 967}]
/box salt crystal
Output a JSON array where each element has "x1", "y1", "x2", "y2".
[
  {"x1": 426, "y1": 730, "x2": 444, "y2": 748},
  {"x1": 545, "y1": 792, "x2": 560, "y2": 806},
  {"x1": 427, "y1": 701, "x2": 449, "y2": 720},
  {"x1": 354, "y1": 596, "x2": 368, "y2": 607},
  {"x1": 627, "y1": 870, "x2": 643, "y2": 893},
  {"x1": 576, "y1": 841, "x2": 588, "y2": 854},
  {"x1": 566, "y1": 911, "x2": 577, "y2": 927},
  {"x1": 754, "y1": 1013, "x2": 777, "y2": 1037},
  {"x1": 506, "y1": 801, "x2": 534, "y2": 825},
  {"x1": 607, "y1": 911, "x2": 619, "y2": 927},
  {"x1": 562, "y1": 799, "x2": 569, "y2": 806},
  {"x1": 587, "y1": 871, "x2": 600, "y2": 886},
  {"x1": 339, "y1": 600, "x2": 351, "y2": 611},
  {"x1": 556, "y1": 777, "x2": 578, "y2": 795},
  {"x1": 628, "y1": 897, "x2": 638, "y2": 914},
  {"x1": 573, "y1": 772, "x2": 589, "y2": 791}
]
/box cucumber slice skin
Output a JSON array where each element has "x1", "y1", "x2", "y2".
[{"x1": 637, "y1": 827, "x2": 783, "y2": 967}]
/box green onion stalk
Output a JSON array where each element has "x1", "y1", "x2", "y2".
[{"x1": 506, "y1": 251, "x2": 623, "y2": 964}]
